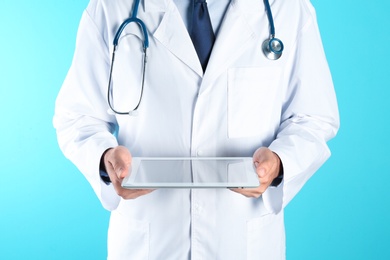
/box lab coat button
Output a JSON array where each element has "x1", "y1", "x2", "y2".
[
  {"x1": 193, "y1": 204, "x2": 201, "y2": 214},
  {"x1": 197, "y1": 150, "x2": 203, "y2": 156}
]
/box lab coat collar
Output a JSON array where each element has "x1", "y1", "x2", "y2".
[
  {"x1": 144, "y1": 0, "x2": 169, "y2": 13},
  {"x1": 152, "y1": 0, "x2": 204, "y2": 76},
  {"x1": 143, "y1": 0, "x2": 269, "y2": 12},
  {"x1": 143, "y1": 0, "x2": 270, "y2": 12},
  {"x1": 148, "y1": 0, "x2": 265, "y2": 79},
  {"x1": 201, "y1": 0, "x2": 262, "y2": 90}
]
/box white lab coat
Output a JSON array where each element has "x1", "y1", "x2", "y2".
[{"x1": 54, "y1": 0, "x2": 339, "y2": 259}]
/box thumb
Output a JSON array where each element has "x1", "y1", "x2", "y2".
[
  {"x1": 114, "y1": 164, "x2": 127, "y2": 179},
  {"x1": 105, "y1": 146, "x2": 132, "y2": 179},
  {"x1": 254, "y1": 161, "x2": 266, "y2": 177},
  {"x1": 257, "y1": 167, "x2": 266, "y2": 178}
]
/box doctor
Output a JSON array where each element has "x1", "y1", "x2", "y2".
[{"x1": 54, "y1": 0, "x2": 339, "y2": 259}]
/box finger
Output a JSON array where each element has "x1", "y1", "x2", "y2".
[
  {"x1": 230, "y1": 187, "x2": 263, "y2": 198},
  {"x1": 119, "y1": 188, "x2": 155, "y2": 200},
  {"x1": 112, "y1": 175, "x2": 155, "y2": 199}
]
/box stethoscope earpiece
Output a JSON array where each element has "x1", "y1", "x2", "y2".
[{"x1": 262, "y1": 37, "x2": 284, "y2": 60}]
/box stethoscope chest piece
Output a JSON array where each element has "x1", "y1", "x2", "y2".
[{"x1": 262, "y1": 37, "x2": 284, "y2": 60}]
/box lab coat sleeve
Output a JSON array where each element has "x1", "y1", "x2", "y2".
[
  {"x1": 53, "y1": 3, "x2": 121, "y2": 211},
  {"x1": 262, "y1": 6, "x2": 340, "y2": 213}
]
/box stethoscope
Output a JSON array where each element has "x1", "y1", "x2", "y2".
[
  {"x1": 107, "y1": 0, "x2": 148, "y2": 116},
  {"x1": 107, "y1": 0, "x2": 284, "y2": 116},
  {"x1": 262, "y1": 0, "x2": 284, "y2": 60}
]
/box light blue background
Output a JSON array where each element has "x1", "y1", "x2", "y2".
[{"x1": 0, "y1": 0, "x2": 389, "y2": 259}]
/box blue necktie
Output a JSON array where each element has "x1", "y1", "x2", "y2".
[{"x1": 190, "y1": 0, "x2": 215, "y2": 72}]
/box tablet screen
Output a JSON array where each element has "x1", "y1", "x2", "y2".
[{"x1": 122, "y1": 157, "x2": 259, "y2": 189}]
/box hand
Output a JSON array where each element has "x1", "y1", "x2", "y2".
[
  {"x1": 102, "y1": 146, "x2": 154, "y2": 199},
  {"x1": 231, "y1": 147, "x2": 281, "y2": 198}
]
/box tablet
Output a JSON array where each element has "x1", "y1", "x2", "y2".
[{"x1": 122, "y1": 157, "x2": 259, "y2": 189}]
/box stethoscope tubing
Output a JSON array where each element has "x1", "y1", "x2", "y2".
[
  {"x1": 113, "y1": 17, "x2": 149, "y2": 49},
  {"x1": 263, "y1": 0, "x2": 276, "y2": 37}
]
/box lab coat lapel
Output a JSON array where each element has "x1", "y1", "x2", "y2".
[
  {"x1": 151, "y1": 0, "x2": 203, "y2": 77},
  {"x1": 201, "y1": 0, "x2": 261, "y2": 91}
]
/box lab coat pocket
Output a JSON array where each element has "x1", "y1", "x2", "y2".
[
  {"x1": 247, "y1": 212, "x2": 285, "y2": 260},
  {"x1": 108, "y1": 210, "x2": 150, "y2": 260},
  {"x1": 227, "y1": 67, "x2": 282, "y2": 138}
]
